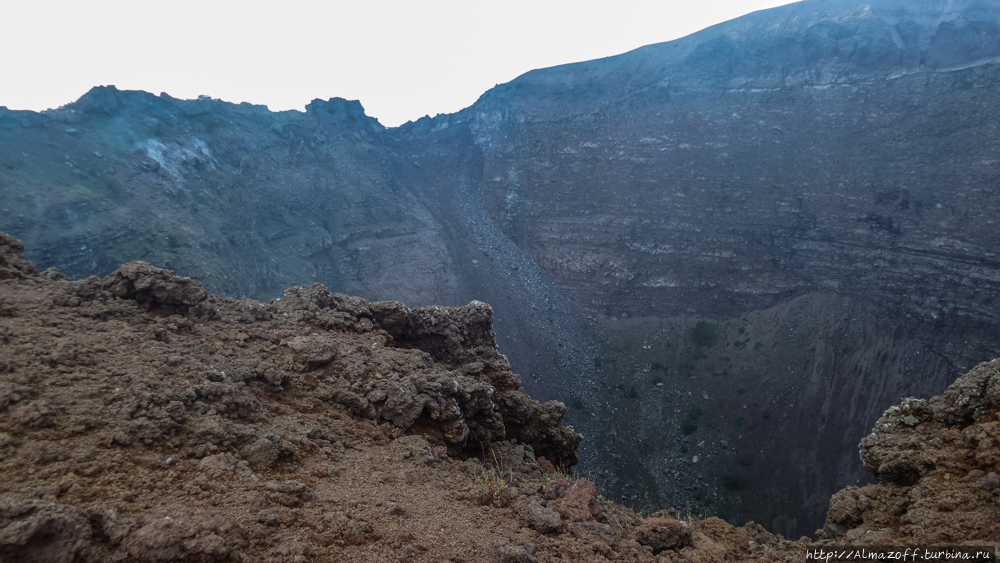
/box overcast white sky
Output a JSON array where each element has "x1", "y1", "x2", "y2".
[{"x1": 2, "y1": 0, "x2": 800, "y2": 127}]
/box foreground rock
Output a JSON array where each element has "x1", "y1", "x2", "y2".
[{"x1": 821, "y1": 358, "x2": 1000, "y2": 545}]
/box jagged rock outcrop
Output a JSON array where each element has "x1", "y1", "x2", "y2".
[
  {"x1": 0, "y1": 232, "x2": 32, "y2": 279},
  {"x1": 371, "y1": 300, "x2": 500, "y2": 368},
  {"x1": 369, "y1": 299, "x2": 581, "y2": 463},
  {"x1": 0, "y1": 232, "x2": 63, "y2": 281},
  {"x1": 102, "y1": 262, "x2": 208, "y2": 314},
  {"x1": 0, "y1": 231, "x2": 580, "y2": 461},
  {"x1": 821, "y1": 358, "x2": 1000, "y2": 544}
]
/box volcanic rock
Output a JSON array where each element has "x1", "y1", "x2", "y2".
[{"x1": 632, "y1": 517, "x2": 693, "y2": 552}]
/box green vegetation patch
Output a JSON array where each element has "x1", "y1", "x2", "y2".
[
  {"x1": 680, "y1": 406, "x2": 704, "y2": 435},
  {"x1": 689, "y1": 321, "x2": 719, "y2": 347},
  {"x1": 594, "y1": 355, "x2": 614, "y2": 368},
  {"x1": 681, "y1": 419, "x2": 699, "y2": 435},
  {"x1": 68, "y1": 183, "x2": 94, "y2": 197},
  {"x1": 721, "y1": 471, "x2": 749, "y2": 491},
  {"x1": 608, "y1": 449, "x2": 664, "y2": 517}
]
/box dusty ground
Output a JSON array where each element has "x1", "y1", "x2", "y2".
[{"x1": 0, "y1": 231, "x2": 998, "y2": 562}]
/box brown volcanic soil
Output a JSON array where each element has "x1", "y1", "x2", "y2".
[{"x1": 1, "y1": 229, "x2": 999, "y2": 562}]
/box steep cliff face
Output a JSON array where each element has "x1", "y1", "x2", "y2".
[
  {"x1": 3, "y1": 0, "x2": 1000, "y2": 539},
  {"x1": 423, "y1": 0, "x2": 1000, "y2": 348}
]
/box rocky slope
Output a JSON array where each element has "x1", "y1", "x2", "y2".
[
  {"x1": 4, "y1": 0, "x2": 1000, "y2": 537},
  {"x1": 2, "y1": 232, "x2": 999, "y2": 562},
  {"x1": 385, "y1": 0, "x2": 1000, "y2": 534}
]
